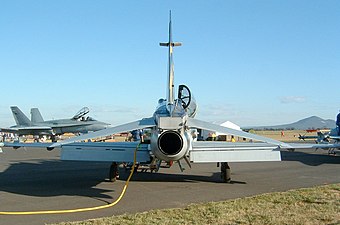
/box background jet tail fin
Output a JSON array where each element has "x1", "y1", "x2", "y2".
[
  {"x1": 10, "y1": 106, "x2": 31, "y2": 126},
  {"x1": 31, "y1": 108, "x2": 44, "y2": 123}
]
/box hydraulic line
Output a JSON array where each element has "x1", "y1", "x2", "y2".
[{"x1": 0, "y1": 143, "x2": 140, "y2": 215}]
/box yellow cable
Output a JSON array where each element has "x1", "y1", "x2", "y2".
[{"x1": 0, "y1": 143, "x2": 140, "y2": 215}]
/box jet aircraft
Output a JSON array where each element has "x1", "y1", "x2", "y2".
[
  {"x1": 2, "y1": 13, "x2": 340, "y2": 182},
  {"x1": 0, "y1": 106, "x2": 109, "y2": 142},
  {"x1": 44, "y1": 13, "x2": 292, "y2": 182}
]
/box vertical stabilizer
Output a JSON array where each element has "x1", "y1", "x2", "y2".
[
  {"x1": 10, "y1": 106, "x2": 31, "y2": 126},
  {"x1": 160, "y1": 11, "x2": 182, "y2": 108},
  {"x1": 31, "y1": 108, "x2": 44, "y2": 123}
]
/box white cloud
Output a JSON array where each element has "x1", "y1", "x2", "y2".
[{"x1": 280, "y1": 96, "x2": 306, "y2": 104}]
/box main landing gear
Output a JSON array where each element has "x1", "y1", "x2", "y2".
[
  {"x1": 109, "y1": 161, "x2": 232, "y2": 183},
  {"x1": 219, "y1": 162, "x2": 231, "y2": 183},
  {"x1": 109, "y1": 162, "x2": 119, "y2": 182}
]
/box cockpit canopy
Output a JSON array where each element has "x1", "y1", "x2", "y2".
[
  {"x1": 73, "y1": 107, "x2": 90, "y2": 120},
  {"x1": 155, "y1": 85, "x2": 197, "y2": 118}
]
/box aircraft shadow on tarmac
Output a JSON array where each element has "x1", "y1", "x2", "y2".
[
  {"x1": 0, "y1": 160, "x2": 246, "y2": 198},
  {"x1": 281, "y1": 150, "x2": 340, "y2": 166},
  {"x1": 118, "y1": 170, "x2": 246, "y2": 185},
  {"x1": 0, "y1": 160, "x2": 114, "y2": 200}
]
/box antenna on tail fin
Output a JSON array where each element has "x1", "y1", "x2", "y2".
[{"x1": 160, "y1": 11, "x2": 182, "y2": 108}]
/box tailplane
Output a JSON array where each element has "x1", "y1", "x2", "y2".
[
  {"x1": 31, "y1": 108, "x2": 44, "y2": 123},
  {"x1": 10, "y1": 106, "x2": 31, "y2": 126}
]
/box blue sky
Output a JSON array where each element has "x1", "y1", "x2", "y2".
[{"x1": 0, "y1": 1, "x2": 339, "y2": 127}]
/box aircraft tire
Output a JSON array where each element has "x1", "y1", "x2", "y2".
[
  {"x1": 109, "y1": 162, "x2": 118, "y2": 182},
  {"x1": 221, "y1": 162, "x2": 231, "y2": 183}
]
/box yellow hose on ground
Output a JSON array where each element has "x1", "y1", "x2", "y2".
[{"x1": 0, "y1": 144, "x2": 140, "y2": 215}]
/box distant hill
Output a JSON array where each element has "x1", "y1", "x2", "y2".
[{"x1": 248, "y1": 116, "x2": 335, "y2": 130}]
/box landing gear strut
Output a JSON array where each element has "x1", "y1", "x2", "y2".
[
  {"x1": 51, "y1": 135, "x2": 57, "y2": 142},
  {"x1": 109, "y1": 162, "x2": 119, "y2": 182},
  {"x1": 220, "y1": 162, "x2": 231, "y2": 183}
]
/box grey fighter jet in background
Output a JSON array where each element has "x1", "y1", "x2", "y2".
[{"x1": 0, "y1": 106, "x2": 109, "y2": 142}]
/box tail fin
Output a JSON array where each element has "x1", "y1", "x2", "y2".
[
  {"x1": 10, "y1": 106, "x2": 31, "y2": 126},
  {"x1": 160, "y1": 11, "x2": 182, "y2": 106},
  {"x1": 31, "y1": 108, "x2": 44, "y2": 123}
]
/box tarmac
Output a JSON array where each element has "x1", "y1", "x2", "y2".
[{"x1": 0, "y1": 146, "x2": 339, "y2": 225}]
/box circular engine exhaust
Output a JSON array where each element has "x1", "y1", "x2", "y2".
[{"x1": 158, "y1": 130, "x2": 183, "y2": 155}]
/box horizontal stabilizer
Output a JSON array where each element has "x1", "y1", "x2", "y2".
[
  {"x1": 1, "y1": 126, "x2": 53, "y2": 135},
  {"x1": 0, "y1": 127, "x2": 19, "y2": 133},
  {"x1": 159, "y1": 42, "x2": 182, "y2": 47},
  {"x1": 61, "y1": 142, "x2": 150, "y2": 162},
  {"x1": 190, "y1": 142, "x2": 281, "y2": 163}
]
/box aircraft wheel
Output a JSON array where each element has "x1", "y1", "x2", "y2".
[
  {"x1": 109, "y1": 162, "x2": 119, "y2": 182},
  {"x1": 221, "y1": 162, "x2": 231, "y2": 183}
]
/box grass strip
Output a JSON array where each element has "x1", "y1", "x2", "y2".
[{"x1": 52, "y1": 183, "x2": 340, "y2": 225}]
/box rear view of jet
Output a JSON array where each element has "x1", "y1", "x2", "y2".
[
  {"x1": 2, "y1": 12, "x2": 340, "y2": 183},
  {"x1": 42, "y1": 12, "x2": 289, "y2": 182},
  {"x1": 1, "y1": 106, "x2": 109, "y2": 142}
]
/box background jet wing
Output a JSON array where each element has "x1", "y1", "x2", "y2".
[
  {"x1": 50, "y1": 117, "x2": 156, "y2": 148},
  {"x1": 283, "y1": 142, "x2": 340, "y2": 150},
  {"x1": 187, "y1": 118, "x2": 291, "y2": 147}
]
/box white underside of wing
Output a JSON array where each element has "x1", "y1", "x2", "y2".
[{"x1": 190, "y1": 141, "x2": 281, "y2": 163}]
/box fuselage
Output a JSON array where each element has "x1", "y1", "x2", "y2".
[
  {"x1": 149, "y1": 93, "x2": 198, "y2": 162},
  {"x1": 11, "y1": 118, "x2": 109, "y2": 136}
]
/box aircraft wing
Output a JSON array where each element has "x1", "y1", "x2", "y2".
[
  {"x1": 49, "y1": 117, "x2": 156, "y2": 148},
  {"x1": 187, "y1": 118, "x2": 291, "y2": 148}
]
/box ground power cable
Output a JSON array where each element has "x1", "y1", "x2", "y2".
[{"x1": 0, "y1": 143, "x2": 140, "y2": 215}]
